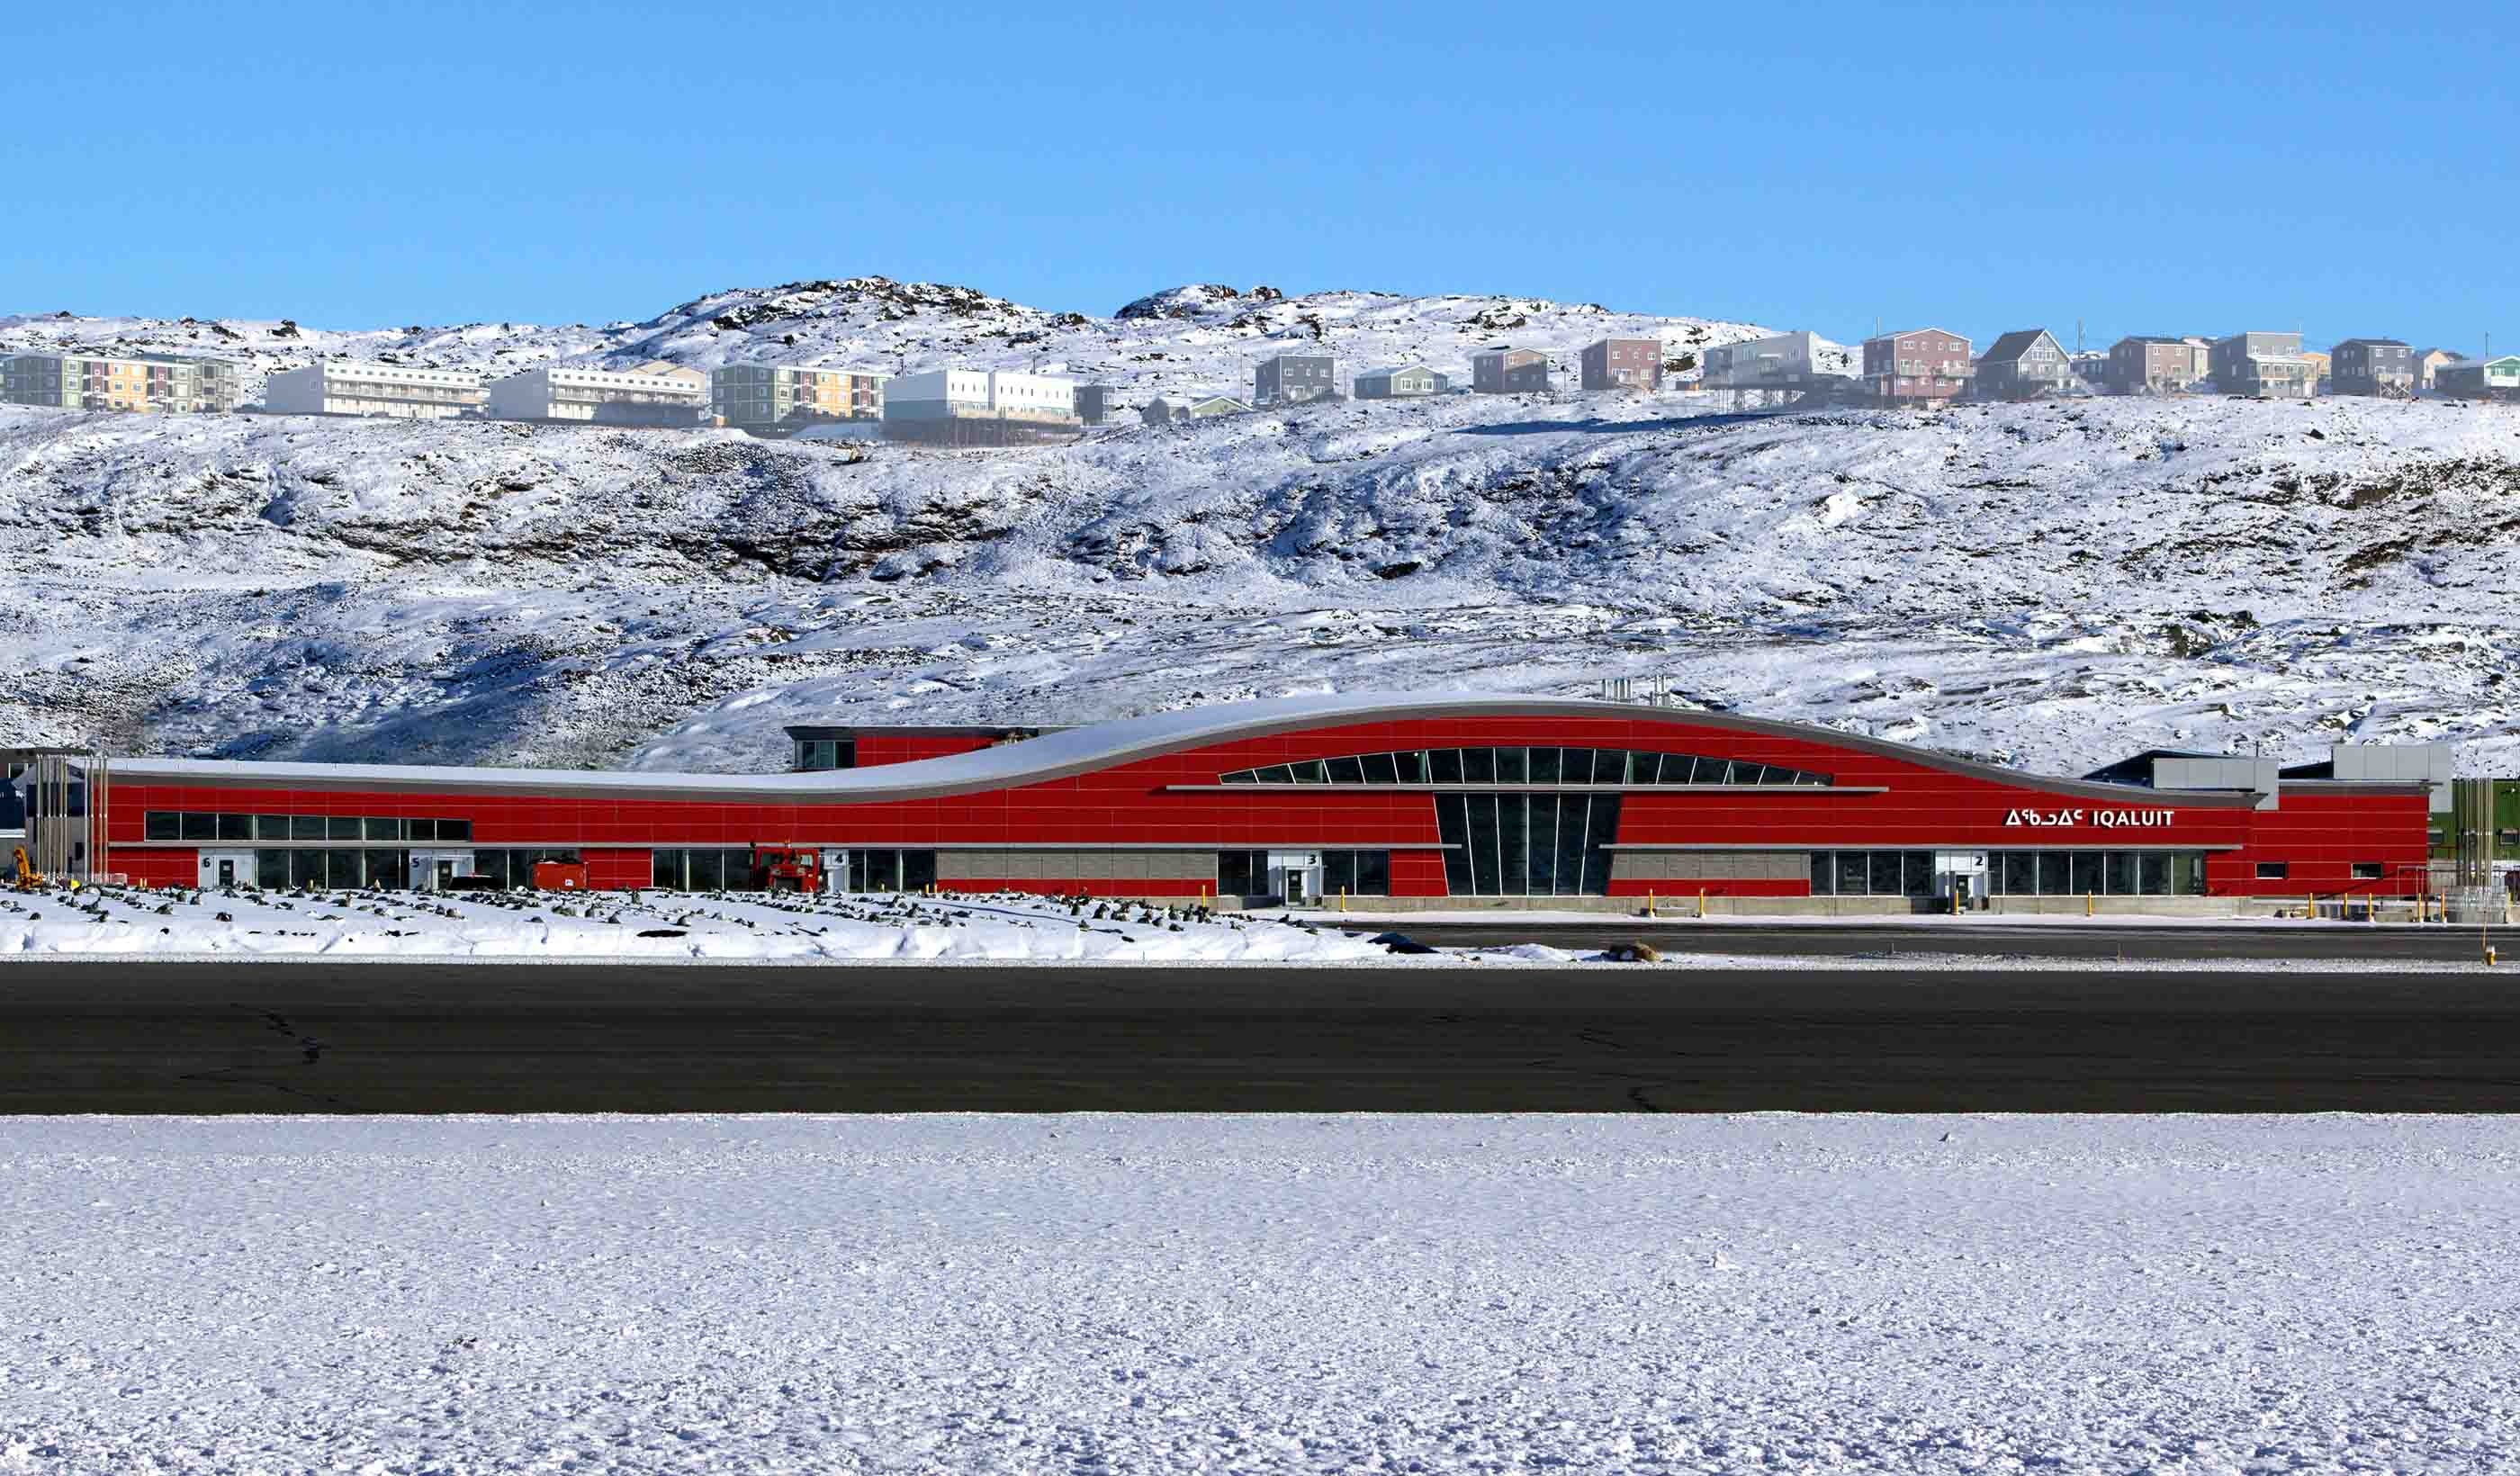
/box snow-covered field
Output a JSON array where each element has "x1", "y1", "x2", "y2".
[
  {"x1": 5, "y1": 277, "x2": 2518, "y2": 778},
  {"x1": 6, "y1": 1112, "x2": 2518, "y2": 1472},
  {"x1": 0, "y1": 883, "x2": 1390, "y2": 963}
]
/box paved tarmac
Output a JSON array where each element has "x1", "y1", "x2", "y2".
[
  {"x1": 4, "y1": 959, "x2": 2517, "y2": 1114},
  {"x1": 1362, "y1": 918, "x2": 2501, "y2": 960}
]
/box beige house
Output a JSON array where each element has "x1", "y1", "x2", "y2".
[{"x1": 2413, "y1": 348, "x2": 2463, "y2": 390}]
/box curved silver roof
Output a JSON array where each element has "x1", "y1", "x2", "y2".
[{"x1": 106, "y1": 692, "x2": 2260, "y2": 808}]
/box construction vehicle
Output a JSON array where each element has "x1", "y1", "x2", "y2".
[
  {"x1": 11, "y1": 845, "x2": 41, "y2": 890},
  {"x1": 747, "y1": 843, "x2": 825, "y2": 894}
]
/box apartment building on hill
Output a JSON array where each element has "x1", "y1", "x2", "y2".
[{"x1": 264, "y1": 361, "x2": 484, "y2": 419}]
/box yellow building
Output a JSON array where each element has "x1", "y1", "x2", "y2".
[{"x1": 710, "y1": 364, "x2": 890, "y2": 432}]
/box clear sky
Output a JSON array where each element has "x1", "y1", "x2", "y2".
[{"x1": 4, "y1": 1, "x2": 2511, "y2": 353}]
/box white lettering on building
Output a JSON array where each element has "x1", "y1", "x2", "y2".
[{"x1": 2002, "y1": 807, "x2": 2175, "y2": 829}]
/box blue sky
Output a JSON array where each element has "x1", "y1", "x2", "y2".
[{"x1": 3, "y1": 1, "x2": 2511, "y2": 352}]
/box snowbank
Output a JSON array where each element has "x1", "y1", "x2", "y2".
[{"x1": 0, "y1": 883, "x2": 1390, "y2": 963}]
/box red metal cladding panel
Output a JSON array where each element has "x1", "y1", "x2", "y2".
[
  {"x1": 855, "y1": 735, "x2": 1002, "y2": 768},
  {"x1": 1606, "y1": 878, "x2": 1802, "y2": 899},
  {"x1": 585, "y1": 850, "x2": 652, "y2": 891},
  {"x1": 110, "y1": 848, "x2": 198, "y2": 887}
]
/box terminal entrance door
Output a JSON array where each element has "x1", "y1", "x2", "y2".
[
  {"x1": 197, "y1": 850, "x2": 253, "y2": 890},
  {"x1": 1268, "y1": 850, "x2": 1324, "y2": 904},
  {"x1": 1934, "y1": 850, "x2": 1989, "y2": 906},
  {"x1": 409, "y1": 850, "x2": 476, "y2": 891}
]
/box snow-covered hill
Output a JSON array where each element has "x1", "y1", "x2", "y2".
[{"x1": 3, "y1": 281, "x2": 2517, "y2": 778}]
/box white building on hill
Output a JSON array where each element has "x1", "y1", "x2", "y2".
[
  {"x1": 264, "y1": 362, "x2": 485, "y2": 419},
  {"x1": 484, "y1": 364, "x2": 709, "y2": 427},
  {"x1": 882, "y1": 369, "x2": 1076, "y2": 426}
]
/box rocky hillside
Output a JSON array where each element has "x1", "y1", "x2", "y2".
[{"x1": 2, "y1": 283, "x2": 2516, "y2": 778}]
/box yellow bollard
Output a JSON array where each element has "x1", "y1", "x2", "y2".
[
  {"x1": 2086, "y1": 891, "x2": 2093, "y2": 919},
  {"x1": 1647, "y1": 888, "x2": 1657, "y2": 919},
  {"x1": 1697, "y1": 887, "x2": 1706, "y2": 920},
  {"x1": 1339, "y1": 886, "x2": 1347, "y2": 914}
]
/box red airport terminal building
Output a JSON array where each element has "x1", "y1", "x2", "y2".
[{"x1": 13, "y1": 694, "x2": 2451, "y2": 911}]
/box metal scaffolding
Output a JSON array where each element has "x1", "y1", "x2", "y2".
[{"x1": 3, "y1": 748, "x2": 110, "y2": 885}]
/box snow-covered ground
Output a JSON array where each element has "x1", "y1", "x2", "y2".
[
  {"x1": 6, "y1": 1112, "x2": 2519, "y2": 1472},
  {"x1": 5, "y1": 277, "x2": 2518, "y2": 778},
  {"x1": 0, "y1": 884, "x2": 1388, "y2": 963},
  {"x1": 7, "y1": 881, "x2": 2504, "y2": 968}
]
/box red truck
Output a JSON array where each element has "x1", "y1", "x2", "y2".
[{"x1": 747, "y1": 844, "x2": 824, "y2": 894}]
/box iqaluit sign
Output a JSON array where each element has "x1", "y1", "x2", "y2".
[{"x1": 2002, "y1": 806, "x2": 2176, "y2": 829}]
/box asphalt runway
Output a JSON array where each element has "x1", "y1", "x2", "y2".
[
  {"x1": 1371, "y1": 918, "x2": 2506, "y2": 959},
  {"x1": 5, "y1": 959, "x2": 2519, "y2": 1114}
]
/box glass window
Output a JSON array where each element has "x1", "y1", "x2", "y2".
[
  {"x1": 1436, "y1": 795, "x2": 1472, "y2": 896},
  {"x1": 324, "y1": 850, "x2": 360, "y2": 888},
  {"x1": 1626, "y1": 752, "x2": 1660, "y2": 784},
  {"x1": 409, "y1": 818, "x2": 438, "y2": 842},
  {"x1": 1468, "y1": 795, "x2": 1502, "y2": 896},
  {"x1": 256, "y1": 814, "x2": 291, "y2": 840},
  {"x1": 1220, "y1": 770, "x2": 1256, "y2": 785},
  {"x1": 2351, "y1": 861, "x2": 2382, "y2": 880},
  {"x1": 2001, "y1": 852, "x2": 2038, "y2": 896},
  {"x1": 1660, "y1": 755, "x2": 1700, "y2": 784},
  {"x1": 652, "y1": 849, "x2": 683, "y2": 889},
  {"x1": 2140, "y1": 854, "x2": 2170, "y2": 895},
  {"x1": 2106, "y1": 853, "x2": 2138, "y2": 895},
  {"x1": 145, "y1": 811, "x2": 179, "y2": 840},
  {"x1": 1494, "y1": 748, "x2": 1528, "y2": 783},
  {"x1": 289, "y1": 850, "x2": 323, "y2": 888},
  {"x1": 1581, "y1": 796, "x2": 1620, "y2": 894},
  {"x1": 1528, "y1": 746, "x2": 1562, "y2": 784},
  {"x1": 1869, "y1": 851, "x2": 1902, "y2": 896},
  {"x1": 1903, "y1": 851, "x2": 1932, "y2": 896},
  {"x1": 2038, "y1": 851, "x2": 2072, "y2": 896},
  {"x1": 2175, "y1": 853, "x2": 2208, "y2": 895},
  {"x1": 1498, "y1": 795, "x2": 1530, "y2": 894},
  {"x1": 364, "y1": 816, "x2": 401, "y2": 841},
  {"x1": 327, "y1": 816, "x2": 362, "y2": 840},
  {"x1": 439, "y1": 820, "x2": 471, "y2": 842},
  {"x1": 1558, "y1": 750, "x2": 1594, "y2": 786},
  {"x1": 180, "y1": 812, "x2": 217, "y2": 841},
  {"x1": 1526, "y1": 795, "x2": 1559, "y2": 895},
  {"x1": 1811, "y1": 852, "x2": 1835, "y2": 896},
  {"x1": 1354, "y1": 850, "x2": 1389, "y2": 896},
  {"x1": 1462, "y1": 749, "x2": 1496, "y2": 784},
  {"x1": 2070, "y1": 851, "x2": 2103, "y2": 895},
  {"x1": 904, "y1": 850, "x2": 937, "y2": 893},
  {"x1": 1289, "y1": 759, "x2": 1328, "y2": 784},
  {"x1": 256, "y1": 850, "x2": 288, "y2": 889},
  {"x1": 1394, "y1": 751, "x2": 1430, "y2": 784},
  {"x1": 217, "y1": 814, "x2": 253, "y2": 841},
  {"x1": 1362, "y1": 752, "x2": 1400, "y2": 785},
  {"x1": 1255, "y1": 765, "x2": 1295, "y2": 785},
  {"x1": 1324, "y1": 757, "x2": 1364, "y2": 784},
  {"x1": 1596, "y1": 752, "x2": 1632, "y2": 785},
  {"x1": 1839, "y1": 851, "x2": 1873, "y2": 896},
  {"x1": 1430, "y1": 749, "x2": 1464, "y2": 785}
]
